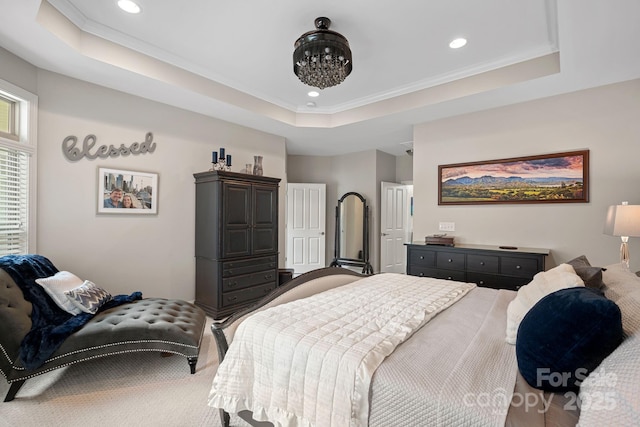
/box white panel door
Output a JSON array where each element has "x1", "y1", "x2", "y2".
[
  {"x1": 286, "y1": 183, "x2": 326, "y2": 276},
  {"x1": 380, "y1": 182, "x2": 413, "y2": 273}
]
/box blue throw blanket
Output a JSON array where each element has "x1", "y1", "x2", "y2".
[{"x1": 0, "y1": 254, "x2": 142, "y2": 370}]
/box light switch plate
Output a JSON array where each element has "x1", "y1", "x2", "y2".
[{"x1": 438, "y1": 222, "x2": 455, "y2": 232}]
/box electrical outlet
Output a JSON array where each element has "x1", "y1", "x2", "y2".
[{"x1": 438, "y1": 222, "x2": 455, "y2": 232}]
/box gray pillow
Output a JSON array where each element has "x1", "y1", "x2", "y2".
[{"x1": 566, "y1": 255, "x2": 605, "y2": 289}]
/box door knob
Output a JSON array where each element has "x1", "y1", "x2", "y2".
[
  {"x1": 381, "y1": 233, "x2": 389, "y2": 236},
  {"x1": 320, "y1": 232, "x2": 325, "y2": 235}
]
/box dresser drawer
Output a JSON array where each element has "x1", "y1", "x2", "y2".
[
  {"x1": 466, "y1": 254, "x2": 499, "y2": 274},
  {"x1": 432, "y1": 269, "x2": 466, "y2": 282},
  {"x1": 467, "y1": 272, "x2": 502, "y2": 288},
  {"x1": 409, "y1": 249, "x2": 436, "y2": 267},
  {"x1": 222, "y1": 268, "x2": 277, "y2": 292},
  {"x1": 409, "y1": 267, "x2": 466, "y2": 282},
  {"x1": 436, "y1": 251, "x2": 465, "y2": 270},
  {"x1": 500, "y1": 276, "x2": 532, "y2": 291},
  {"x1": 501, "y1": 257, "x2": 539, "y2": 278},
  {"x1": 222, "y1": 255, "x2": 277, "y2": 277},
  {"x1": 222, "y1": 282, "x2": 276, "y2": 307}
]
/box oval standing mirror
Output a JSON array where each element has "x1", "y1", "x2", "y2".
[{"x1": 330, "y1": 192, "x2": 373, "y2": 274}]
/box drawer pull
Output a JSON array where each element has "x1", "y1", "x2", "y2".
[
  {"x1": 479, "y1": 261, "x2": 485, "y2": 266},
  {"x1": 228, "y1": 270, "x2": 233, "y2": 275},
  {"x1": 446, "y1": 276, "x2": 453, "y2": 280},
  {"x1": 228, "y1": 281, "x2": 237, "y2": 288},
  {"x1": 228, "y1": 296, "x2": 238, "y2": 302},
  {"x1": 447, "y1": 258, "x2": 453, "y2": 263},
  {"x1": 264, "y1": 288, "x2": 272, "y2": 294},
  {"x1": 516, "y1": 265, "x2": 522, "y2": 270},
  {"x1": 479, "y1": 280, "x2": 485, "y2": 285},
  {"x1": 419, "y1": 255, "x2": 424, "y2": 260},
  {"x1": 419, "y1": 272, "x2": 424, "y2": 277},
  {"x1": 265, "y1": 274, "x2": 273, "y2": 279}
]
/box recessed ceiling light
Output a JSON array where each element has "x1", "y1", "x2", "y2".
[
  {"x1": 449, "y1": 38, "x2": 467, "y2": 49},
  {"x1": 307, "y1": 91, "x2": 320, "y2": 97},
  {"x1": 117, "y1": 0, "x2": 141, "y2": 14}
]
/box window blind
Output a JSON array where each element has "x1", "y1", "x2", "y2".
[{"x1": 0, "y1": 146, "x2": 29, "y2": 255}]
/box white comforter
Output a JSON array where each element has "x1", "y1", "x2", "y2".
[{"x1": 208, "y1": 273, "x2": 475, "y2": 427}]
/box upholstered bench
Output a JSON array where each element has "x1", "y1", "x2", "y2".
[{"x1": 0, "y1": 264, "x2": 206, "y2": 402}]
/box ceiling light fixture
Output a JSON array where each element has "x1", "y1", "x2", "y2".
[
  {"x1": 293, "y1": 17, "x2": 352, "y2": 90},
  {"x1": 117, "y1": 0, "x2": 141, "y2": 14},
  {"x1": 449, "y1": 38, "x2": 467, "y2": 49},
  {"x1": 308, "y1": 91, "x2": 320, "y2": 97}
]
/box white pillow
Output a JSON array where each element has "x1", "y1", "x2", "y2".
[
  {"x1": 64, "y1": 280, "x2": 112, "y2": 314},
  {"x1": 35, "y1": 271, "x2": 85, "y2": 315},
  {"x1": 505, "y1": 263, "x2": 584, "y2": 344}
]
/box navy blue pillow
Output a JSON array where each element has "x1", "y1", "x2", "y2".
[{"x1": 515, "y1": 287, "x2": 623, "y2": 392}]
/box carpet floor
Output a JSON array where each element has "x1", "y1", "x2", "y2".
[{"x1": 0, "y1": 317, "x2": 252, "y2": 427}]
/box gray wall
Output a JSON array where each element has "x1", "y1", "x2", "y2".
[
  {"x1": 395, "y1": 154, "x2": 414, "y2": 183},
  {"x1": 412, "y1": 78, "x2": 640, "y2": 271},
  {"x1": 1, "y1": 47, "x2": 288, "y2": 301},
  {"x1": 287, "y1": 150, "x2": 397, "y2": 272}
]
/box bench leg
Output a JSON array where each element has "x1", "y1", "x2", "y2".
[
  {"x1": 219, "y1": 409, "x2": 230, "y2": 427},
  {"x1": 4, "y1": 380, "x2": 26, "y2": 402},
  {"x1": 187, "y1": 357, "x2": 198, "y2": 374}
]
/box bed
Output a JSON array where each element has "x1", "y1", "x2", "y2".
[{"x1": 207, "y1": 259, "x2": 640, "y2": 427}]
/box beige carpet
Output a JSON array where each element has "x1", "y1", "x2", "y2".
[{"x1": 0, "y1": 317, "x2": 251, "y2": 427}]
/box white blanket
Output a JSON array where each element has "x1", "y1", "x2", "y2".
[{"x1": 208, "y1": 273, "x2": 475, "y2": 427}]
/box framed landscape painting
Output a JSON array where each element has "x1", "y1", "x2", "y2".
[
  {"x1": 438, "y1": 150, "x2": 589, "y2": 205},
  {"x1": 98, "y1": 167, "x2": 158, "y2": 214}
]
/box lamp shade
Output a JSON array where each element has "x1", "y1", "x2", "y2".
[{"x1": 603, "y1": 203, "x2": 640, "y2": 237}]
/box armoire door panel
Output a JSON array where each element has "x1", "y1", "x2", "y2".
[{"x1": 253, "y1": 186, "x2": 276, "y2": 225}]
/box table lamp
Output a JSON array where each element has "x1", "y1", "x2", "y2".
[{"x1": 603, "y1": 201, "x2": 640, "y2": 269}]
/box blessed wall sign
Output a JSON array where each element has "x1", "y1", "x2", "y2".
[{"x1": 62, "y1": 132, "x2": 157, "y2": 162}]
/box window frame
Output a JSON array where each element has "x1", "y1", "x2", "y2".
[
  {"x1": 0, "y1": 93, "x2": 19, "y2": 142},
  {"x1": 0, "y1": 78, "x2": 38, "y2": 255}
]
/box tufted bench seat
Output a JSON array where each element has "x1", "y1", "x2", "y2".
[{"x1": 0, "y1": 267, "x2": 206, "y2": 402}]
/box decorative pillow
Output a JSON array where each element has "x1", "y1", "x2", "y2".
[
  {"x1": 35, "y1": 271, "x2": 85, "y2": 315},
  {"x1": 505, "y1": 263, "x2": 584, "y2": 344},
  {"x1": 516, "y1": 287, "x2": 623, "y2": 392},
  {"x1": 64, "y1": 280, "x2": 113, "y2": 314},
  {"x1": 602, "y1": 263, "x2": 640, "y2": 302},
  {"x1": 566, "y1": 255, "x2": 605, "y2": 289}
]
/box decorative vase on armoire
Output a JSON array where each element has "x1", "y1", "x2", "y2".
[{"x1": 253, "y1": 156, "x2": 263, "y2": 176}]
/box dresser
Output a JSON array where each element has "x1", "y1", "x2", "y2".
[
  {"x1": 194, "y1": 171, "x2": 280, "y2": 319},
  {"x1": 406, "y1": 243, "x2": 549, "y2": 291}
]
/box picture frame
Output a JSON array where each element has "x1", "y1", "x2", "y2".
[
  {"x1": 98, "y1": 167, "x2": 158, "y2": 214},
  {"x1": 438, "y1": 150, "x2": 589, "y2": 205}
]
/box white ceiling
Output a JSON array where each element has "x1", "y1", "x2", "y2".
[{"x1": 1, "y1": 0, "x2": 639, "y2": 156}]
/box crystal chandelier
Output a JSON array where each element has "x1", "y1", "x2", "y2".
[{"x1": 293, "y1": 17, "x2": 352, "y2": 90}]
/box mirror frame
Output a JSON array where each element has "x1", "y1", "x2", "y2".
[{"x1": 330, "y1": 192, "x2": 373, "y2": 274}]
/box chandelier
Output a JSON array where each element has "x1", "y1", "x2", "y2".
[{"x1": 293, "y1": 17, "x2": 352, "y2": 90}]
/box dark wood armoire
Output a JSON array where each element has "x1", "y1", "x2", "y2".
[{"x1": 193, "y1": 170, "x2": 280, "y2": 319}]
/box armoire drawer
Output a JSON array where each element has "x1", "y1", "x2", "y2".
[
  {"x1": 222, "y1": 255, "x2": 277, "y2": 277},
  {"x1": 222, "y1": 282, "x2": 276, "y2": 307},
  {"x1": 222, "y1": 268, "x2": 277, "y2": 292}
]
